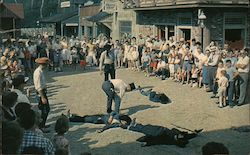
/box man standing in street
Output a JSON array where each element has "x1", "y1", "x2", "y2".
[
  {"x1": 138, "y1": 34, "x2": 145, "y2": 66},
  {"x1": 99, "y1": 44, "x2": 116, "y2": 81},
  {"x1": 102, "y1": 79, "x2": 136, "y2": 115},
  {"x1": 236, "y1": 49, "x2": 249, "y2": 106},
  {"x1": 33, "y1": 57, "x2": 50, "y2": 132},
  {"x1": 206, "y1": 46, "x2": 220, "y2": 92}
]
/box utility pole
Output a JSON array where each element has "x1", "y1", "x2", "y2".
[{"x1": 78, "y1": 4, "x2": 82, "y2": 38}]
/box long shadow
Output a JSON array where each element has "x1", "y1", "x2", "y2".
[
  {"x1": 121, "y1": 105, "x2": 160, "y2": 115},
  {"x1": 27, "y1": 84, "x2": 70, "y2": 102}
]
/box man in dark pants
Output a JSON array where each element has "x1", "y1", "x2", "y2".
[
  {"x1": 99, "y1": 44, "x2": 116, "y2": 81},
  {"x1": 33, "y1": 57, "x2": 50, "y2": 132},
  {"x1": 236, "y1": 49, "x2": 249, "y2": 106},
  {"x1": 207, "y1": 47, "x2": 220, "y2": 92},
  {"x1": 138, "y1": 34, "x2": 145, "y2": 66},
  {"x1": 102, "y1": 79, "x2": 136, "y2": 114}
]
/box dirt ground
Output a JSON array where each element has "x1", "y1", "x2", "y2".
[{"x1": 30, "y1": 68, "x2": 250, "y2": 155}]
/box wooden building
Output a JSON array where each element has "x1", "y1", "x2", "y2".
[
  {"x1": 0, "y1": 2, "x2": 24, "y2": 38},
  {"x1": 124, "y1": 0, "x2": 250, "y2": 49}
]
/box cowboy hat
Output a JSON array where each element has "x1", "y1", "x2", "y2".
[{"x1": 35, "y1": 57, "x2": 49, "y2": 64}]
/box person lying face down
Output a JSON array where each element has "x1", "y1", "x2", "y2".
[
  {"x1": 67, "y1": 110, "x2": 132, "y2": 126},
  {"x1": 98, "y1": 117, "x2": 202, "y2": 148}
]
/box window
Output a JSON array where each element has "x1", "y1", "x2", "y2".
[
  {"x1": 119, "y1": 21, "x2": 132, "y2": 38},
  {"x1": 225, "y1": 17, "x2": 245, "y2": 25}
]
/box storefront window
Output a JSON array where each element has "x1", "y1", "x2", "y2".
[{"x1": 119, "y1": 21, "x2": 132, "y2": 39}]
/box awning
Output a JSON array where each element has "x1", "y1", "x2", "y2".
[
  {"x1": 39, "y1": 11, "x2": 77, "y2": 23},
  {"x1": 62, "y1": 15, "x2": 79, "y2": 26},
  {"x1": 86, "y1": 11, "x2": 111, "y2": 22},
  {"x1": 0, "y1": 3, "x2": 24, "y2": 19}
]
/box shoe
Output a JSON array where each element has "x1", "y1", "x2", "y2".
[
  {"x1": 206, "y1": 88, "x2": 212, "y2": 92},
  {"x1": 194, "y1": 129, "x2": 203, "y2": 133},
  {"x1": 67, "y1": 109, "x2": 72, "y2": 118},
  {"x1": 210, "y1": 95, "x2": 216, "y2": 98},
  {"x1": 218, "y1": 105, "x2": 223, "y2": 108},
  {"x1": 128, "y1": 118, "x2": 136, "y2": 129},
  {"x1": 229, "y1": 105, "x2": 234, "y2": 108}
]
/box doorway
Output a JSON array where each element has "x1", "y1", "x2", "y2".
[
  {"x1": 225, "y1": 29, "x2": 244, "y2": 49},
  {"x1": 157, "y1": 25, "x2": 166, "y2": 40},
  {"x1": 179, "y1": 28, "x2": 191, "y2": 42},
  {"x1": 167, "y1": 25, "x2": 175, "y2": 39}
]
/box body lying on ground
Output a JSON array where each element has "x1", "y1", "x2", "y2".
[{"x1": 68, "y1": 111, "x2": 202, "y2": 147}]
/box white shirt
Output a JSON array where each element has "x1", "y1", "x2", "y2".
[
  {"x1": 12, "y1": 89, "x2": 30, "y2": 104},
  {"x1": 237, "y1": 56, "x2": 249, "y2": 73},
  {"x1": 131, "y1": 50, "x2": 139, "y2": 61},
  {"x1": 33, "y1": 66, "x2": 46, "y2": 91},
  {"x1": 110, "y1": 79, "x2": 128, "y2": 98},
  {"x1": 157, "y1": 61, "x2": 166, "y2": 70},
  {"x1": 218, "y1": 76, "x2": 229, "y2": 88}
]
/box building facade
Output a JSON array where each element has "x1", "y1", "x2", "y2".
[
  {"x1": 0, "y1": 3, "x2": 24, "y2": 38},
  {"x1": 124, "y1": 0, "x2": 249, "y2": 49}
]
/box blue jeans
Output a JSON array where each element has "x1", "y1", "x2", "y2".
[
  {"x1": 208, "y1": 66, "x2": 217, "y2": 90},
  {"x1": 238, "y1": 73, "x2": 249, "y2": 104},
  {"x1": 102, "y1": 81, "x2": 121, "y2": 114},
  {"x1": 202, "y1": 66, "x2": 209, "y2": 85},
  {"x1": 228, "y1": 81, "x2": 235, "y2": 105}
]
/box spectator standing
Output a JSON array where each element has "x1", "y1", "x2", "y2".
[
  {"x1": 33, "y1": 57, "x2": 50, "y2": 132},
  {"x1": 236, "y1": 49, "x2": 249, "y2": 106},
  {"x1": 225, "y1": 59, "x2": 239, "y2": 107},
  {"x1": 217, "y1": 70, "x2": 228, "y2": 108}
]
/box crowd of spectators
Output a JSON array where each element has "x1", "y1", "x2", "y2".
[{"x1": 1, "y1": 32, "x2": 247, "y2": 154}]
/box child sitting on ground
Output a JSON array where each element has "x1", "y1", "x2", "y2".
[
  {"x1": 217, "y1": 70, "x2": 228, "y2": 108},
  {"x1": 53, "y1": 115, "x2": 70, "y2": 153}
]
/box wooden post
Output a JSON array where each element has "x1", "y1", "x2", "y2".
[{"x1": 13, "y1": 18, "x2": 15, "y2": 38}]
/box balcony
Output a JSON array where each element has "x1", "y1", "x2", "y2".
[{"x1": 124, "y1": 0, "x2": 249, "y2": 9}]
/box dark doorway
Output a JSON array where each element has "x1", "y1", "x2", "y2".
[
  {"x1": 157, "y1": 25, "x2": 166, "y2": 40},
  {"x1": 167, "y1": 26, "x2": 175, "y2": 39},
  {"x1": 225, "y1": 29, "x2": 244, "y2": 49},
  {"x1": 180, "y1": 28, "x2": 191, "y2": 42}
]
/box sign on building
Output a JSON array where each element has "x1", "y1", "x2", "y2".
[
  {"x1": 61, "y1": 0, "x2": 70, "y2": 8},
  {"x1": 102, "y1": 0, "x2": 117, "y2": 13}
]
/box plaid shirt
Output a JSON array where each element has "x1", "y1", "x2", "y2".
[{"x1": 20, "y1": 130, "x2": 55, "y2": 155}]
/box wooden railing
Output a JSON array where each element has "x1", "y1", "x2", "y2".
[{"x1": 124, "y1": 0, "x2": 249, "y2": 8}]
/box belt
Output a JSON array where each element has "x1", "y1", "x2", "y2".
[{"x1": 108, "y1": 80, "x2": 114, "y2": 87}]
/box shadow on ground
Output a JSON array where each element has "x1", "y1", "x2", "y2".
[
  {"x1": 121, "y1": 105, "x2": 160, "y2": 115},
  {"x1": 64, "y1": 125, "x2": 250, "y2": 155}
]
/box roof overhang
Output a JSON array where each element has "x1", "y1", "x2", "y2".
[
  {"x1": 39, "y1": 11, "x2": 77, "y2": 23},
  {"x1": 86, "y1": 11, "x2": 112, "y2": 22},
  {"x1": 128, "y1": 4, "x2": 249, "y2": 11},
  {"x1": 0, "y1": 3, "x2": 24, "y2": 19}
]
